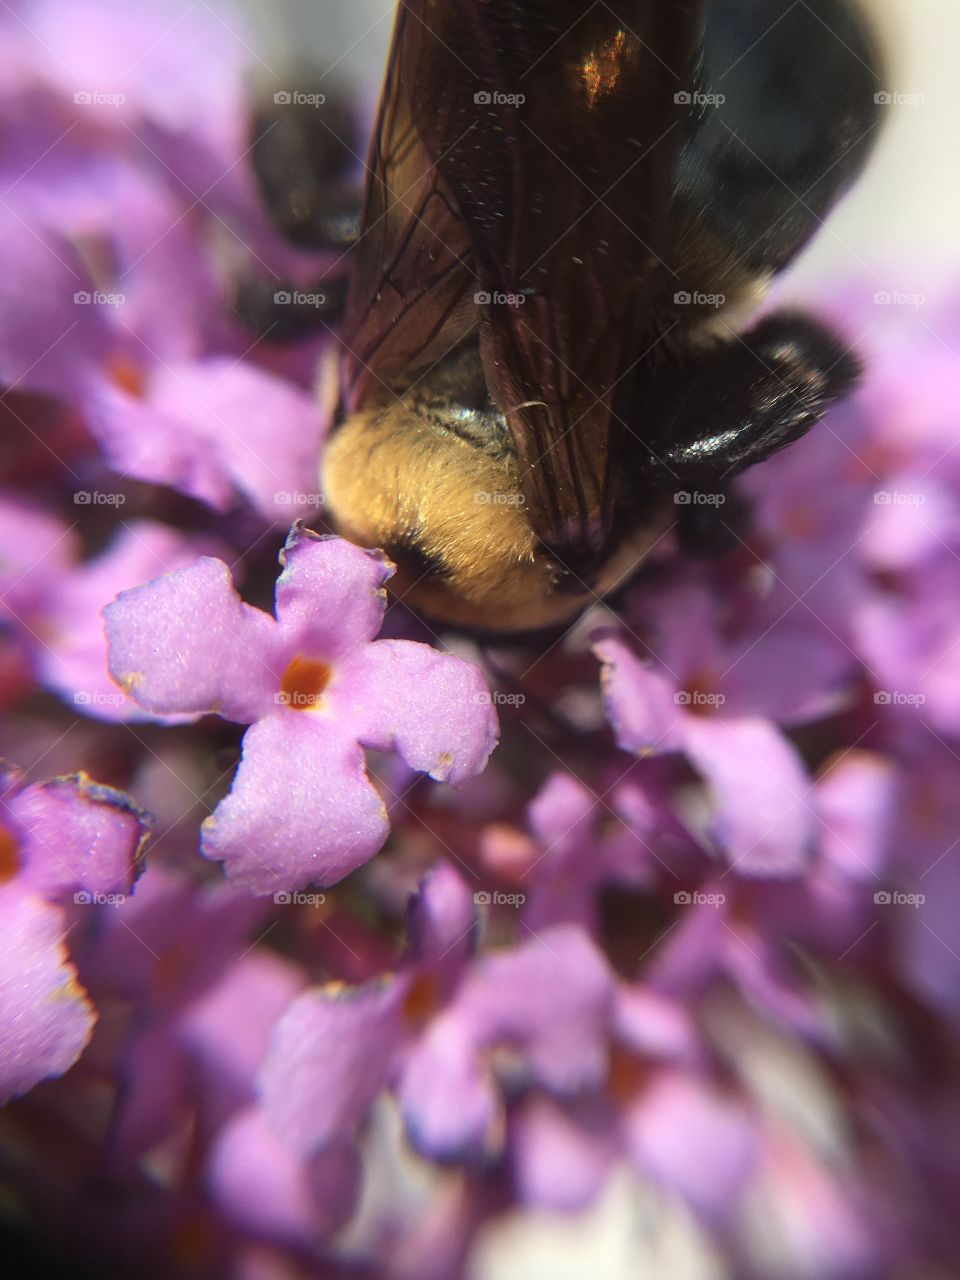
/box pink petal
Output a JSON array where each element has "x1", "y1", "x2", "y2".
[
  {"x1": 0, "y1": 886, "x2": 95, "y2": 1103},
  {"x1": 105, "y1": 556, "x2": 279, "y2": 722},
  {"x1": 200, "y1": 712, "x2": 391, "y2": 894}
]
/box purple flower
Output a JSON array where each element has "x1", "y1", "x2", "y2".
[
  {"x1": 0, "y1": 499, "x2": 225, "y2": 719},
  {"x1": 0, "y1": 764, "x2": 150, "y2": 1102},
  {"x1": 105, "y1": 526, "x2": 498, "y2": 892},
  {"x1": 257, "y1": 863, "x2": 615, "y2": 1165}
]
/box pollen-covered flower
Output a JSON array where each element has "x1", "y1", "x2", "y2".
[{"x1": 105, "y1": 525, "x2": 498, "y2": 892}]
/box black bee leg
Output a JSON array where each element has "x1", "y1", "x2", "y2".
[
  {"x1": 674, "y1": 484, "x2": 751, "y2": 558},
  {"x1": 640, "y1": 312, "x2": 861, "y2": 492},
  {"x1": 233, "y1": 75, "x2": 363, "y2": 340},
  {"x1": 250, "y1": 75, "x2": 364, "y2": 251},
  {"x1": 231, "y1": 274, "x2": 349, "y2": 342}
]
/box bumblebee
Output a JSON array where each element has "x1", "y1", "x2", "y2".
[{"x1": 243, "y1": 0, "x2": 883, "y2": 632}]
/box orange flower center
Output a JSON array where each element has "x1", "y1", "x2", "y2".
[
  {"x1": 402, "y1": 972, "x2": 442, "y2": 1029},
  {"x1": 279, "y1": 656, "x2": 332, "y2": 711},
  {"x1": 107, "y1": 354, "x2": 149, "y2": 398},
  {"x1": 0, "y1": 824, "x2": 21, "y2": 882}
]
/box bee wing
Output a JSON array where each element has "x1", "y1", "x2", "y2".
[
  {"x1": 342, "y1": 1, "x2": 702, "y2": 572},
  {"x1": 338, "y1": 3, "x2": 479, "y2": 411}
]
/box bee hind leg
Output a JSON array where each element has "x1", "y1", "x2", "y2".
[{"x1": 640, "y1": 311, "x2": 861, "y2": 495}]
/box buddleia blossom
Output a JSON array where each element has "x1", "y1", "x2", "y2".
[
  {"x1": 105, "y1": 525, "x2": 499, "y2": 893},
  {"x1": 0, "y1": 0, "x2": 958, "y2": 1277}
]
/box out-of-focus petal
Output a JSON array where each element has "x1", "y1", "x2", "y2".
[
  {"x1": 682, "y1": 717, "x2": 814, "y2": 876},
  {"x1": 397, "y1": 1017, "x2": 500, "y2": 1162},
  {"x1": 455, "y1": 925, "x2": 614, "y2": 1094},
  {"x1": 594, "y1": 633, "x2": 685, "y2": 754},
  {"x1": 209, "y1": 1105, "x2": 360, "y2": 1246},
  {"x1": 0, "y1": 886, "x2": 94, "y2": 1103},
  {"x1": 259, "y1": 977, "x2": 405, "y2": 1155}
]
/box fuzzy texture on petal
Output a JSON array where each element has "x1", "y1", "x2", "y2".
[
  {"x1": 200, "y1": 712, "x2": 391, "y2": 894},
  {"x1": 0, "y1": 886, "x2": 95, "y2": 1103},
  {"x1": 338, "y1": 640, "x2": 499, "y2": 785},
  {"x1": 273, "y1": 529, "x2": 393, "y2": 660},
  {"x1": 105, "y1": 556, "x2": 278, "y2": 722},
  {"x1": 10, "y1": 772, "x2": 150, "y2": 899}
]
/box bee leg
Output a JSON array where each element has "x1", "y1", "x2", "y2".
[
  {"x1": 641, "y1": 312, "x2": 861, "y2": 489},
  {"x1": 231, "y1": 274, "x2": 348, "y2": 342},
  {"x1": 249, "y1": 76, "x2": 363, "y2": 251},
  {"x1": 232, "y1": 77, "x2": 362, "y2": 340},
  {"x1": 675, "y1": 485, "x2": 751, "y2": 558}
]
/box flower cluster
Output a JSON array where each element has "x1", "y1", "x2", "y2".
[{"x1": 0, "y1": 4, "x2": 958, "y2": 1279}]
